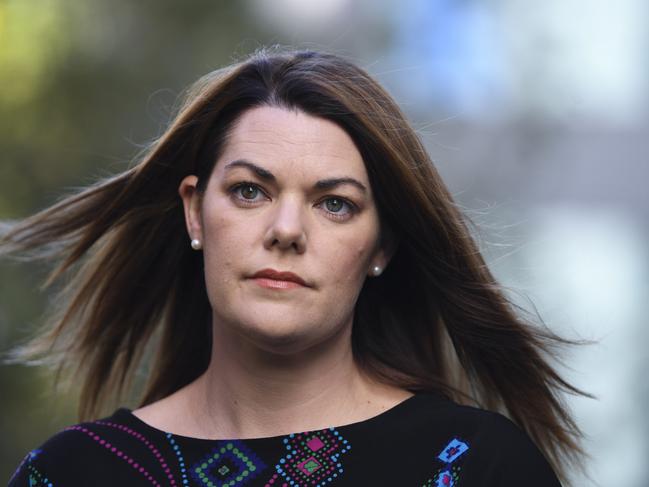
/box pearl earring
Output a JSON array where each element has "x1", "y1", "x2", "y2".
[
  {"x1": 371, "y1": 265, "x2": 382, "y2": 276},
  {"x1": 190, "y1": 238, "x2": 202, "y2": 250}
]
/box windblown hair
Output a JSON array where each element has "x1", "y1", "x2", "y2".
[{"x1": 1, "y1": 48, "x2": 587, "y2": 482}]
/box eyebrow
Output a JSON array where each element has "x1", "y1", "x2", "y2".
[{"x1": 223, "y1": 159, "x2": 367, "y2": 193}]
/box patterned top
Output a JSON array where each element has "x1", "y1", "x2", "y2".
[{"x1": 7, "y1": 392, "x2": 561, "y2": 486}]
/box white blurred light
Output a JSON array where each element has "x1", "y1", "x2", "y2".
[
  {"x1": 526, "y1": 206, "x2": 648, "y2": 486},
  {"x1": 500, "y1": 0, "x2": 648, "y2": 123},
  {"x1": 382, "y1": 0, "x2": 647, "y2": 123}
]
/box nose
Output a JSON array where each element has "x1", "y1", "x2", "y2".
[{"x1": 263, "y1": 196, "x2": 307, "y2": 254}]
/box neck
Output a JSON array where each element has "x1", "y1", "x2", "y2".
[{"x1": 180, "y1": 316, "x2": 410, "y2": 439}]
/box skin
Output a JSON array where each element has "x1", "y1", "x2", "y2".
[{"x1": 133, "y1": 105, "x2": 411, "y2": 439}]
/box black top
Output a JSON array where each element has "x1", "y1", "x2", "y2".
[{"x1": 8, "y1": 392, "x2": 561, "y2": 486}]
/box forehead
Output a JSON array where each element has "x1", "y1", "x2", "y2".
[{"x1": 215, "y1": 105, "x2": 368, "y2": 182}]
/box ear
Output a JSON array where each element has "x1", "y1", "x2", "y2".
[
  {"x1": 178, "y1": 175, "x2": 203, "y2": 244},
  {"x1": 368, "y1": 223, "x2": 400, "y2": 277}
]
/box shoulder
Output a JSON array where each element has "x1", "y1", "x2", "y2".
[
  {"x1": 8, "y1": 408, "x2": 159, "y2": 486},
  {"x1": 9, "y1": 423, "x2": 95, "y2": 486},
  {"x1": 406, "y1": 393, "x2": 562, "y2": 486}
]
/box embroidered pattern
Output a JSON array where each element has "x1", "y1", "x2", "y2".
[
  {"x1": 14, "y1": 449, "x2": 54, "y2": 487},
  {"x1": 267, "y1": 427, "x2": 351, "y2": 486},
  {"x1": 65, "y1": 425, "x2": 163, "y2": 486},
  {"x1": 166, "y1": 433, "x2": 190, "y2": 486},
  {"x1": 190, "y1": 440, "x2": 266, "y2": 487},
  {"x1": 95, "y1": 420, "x2": 178, "y2": 486},
  {"x1": 27, "y1": 462, "x2": 53, "y2": 487},
  {"x1": 422, "y1": 437, "x2": 470, "y2": 487}
]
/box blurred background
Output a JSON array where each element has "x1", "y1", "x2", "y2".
[{"x1": 1, "y1": 0, "x2": 647, "y2": 485}]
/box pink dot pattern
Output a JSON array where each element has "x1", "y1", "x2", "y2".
[
  {"x1": 64, "y1": 425, "x2": 162, "y2": 487},
  {"x1": 95, "y1": 421, "x2": 178, "y2": 487},
  {"x1": 264, "y1": 473, "x2": 289, "y2": 487}
]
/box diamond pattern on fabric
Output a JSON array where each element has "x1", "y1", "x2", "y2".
[
  {"x1": 270, "y1": 428, "x2": 351, "y2": 486},
  {"x1": 191, "y1": 441, "x2": 266, "y2": 487}
]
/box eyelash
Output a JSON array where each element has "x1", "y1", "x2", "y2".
[{"x1": 228, "y1": 181, "x2": 358, "y2": 222}]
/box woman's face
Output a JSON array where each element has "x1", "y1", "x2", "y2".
[{"x1": 180, "y1": 105, "x2": 393, "y2": 355}]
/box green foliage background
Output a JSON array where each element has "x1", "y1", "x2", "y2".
[{"x1": 0, "y1": 0, "x2": 279, "y2": 479}]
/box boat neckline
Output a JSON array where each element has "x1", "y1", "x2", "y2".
[{"x1": 111, "y1": 392, "x2": 435, "y2": 443}]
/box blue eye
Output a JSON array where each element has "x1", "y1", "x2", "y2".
[
  {"x1": 229, "y1": 182, "x2": 357, "y2": 221},
  {"x1": 320, "y1": 197, "x2": 356, "y2": 221},
  {"x1": 325, "y1": 198, "x2": 345, "y2": 213}
]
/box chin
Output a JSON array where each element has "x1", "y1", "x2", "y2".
[
  {"x1": 237, "y1": 315, "x2": 330, "y2": 356},
  {"x1": 242, "y1": 328, "x2": 317, "y2": 356}
]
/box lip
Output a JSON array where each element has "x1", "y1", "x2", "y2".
[{"x1": 250, "y1": 268, "x2": 309, "y2": 287}]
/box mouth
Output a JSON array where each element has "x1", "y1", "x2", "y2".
[
  {"x1": 251, "y1": 277, "x2": 305, "y2": 289},
  {"x1": 249, "y1": 268, "x2": 310, "y2": 289}
]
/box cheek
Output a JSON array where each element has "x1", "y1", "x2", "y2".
[
  {"x1": 201, "y1": 212, "x2": 245, "y2": 292},
  {"x1": 325, "y1": 234, "x2": 375, "y2": 287}
]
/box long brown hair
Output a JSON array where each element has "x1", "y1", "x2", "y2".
[{"x1": 1, "y1": 48, "x2": 587, "y2": 482}]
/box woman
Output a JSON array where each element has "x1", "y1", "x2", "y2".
[{"x1": 3, "y1": 49, "x2": 585, "y2": 486}]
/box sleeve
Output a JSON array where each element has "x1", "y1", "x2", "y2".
[{"x1": 461, "y1": 412, "x2": 563, "y2": 487}]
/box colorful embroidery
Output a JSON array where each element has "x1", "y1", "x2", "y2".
[
  {"x1": 66, "y1": 425, "x2": 163, "y2": 486},
  {"x1": 14, "y1": 449, "x2": 54, "y2": 487},
  {"x1": 166, "y1": 433, "x2": 190, "y2": 486},
  {"x1": 437, "y1": 438, "x2": 469, "y2": 464},
  {"x1": 96, "y1": 420, "x2": 178, "y2": 486},
  {"x1": 27, "y1": 462, "x2": 53, "y2": 487},
  {"x1": 9, "y1": 449, "x2": 37, "y2": 486},
  {"x1": 190, "y1": 440, "x2": 266, "y2": 487},
  {"x1": 267, "y1": 427, "x2": 351, "y2": 486},
  {"x1": 9, "y1": 449, "x2": 54, "y2": 487},
  {"x1": 422, "y1": 437, "x2": 469, "y2": 487}
]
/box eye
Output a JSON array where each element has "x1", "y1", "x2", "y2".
[
  {"x1": 319, "y1": 196, "x2": 357, "y2": 221},
  {"x1": 239, "y1": 184, "x2": 259, "y2": 199},
  {"x1": 229, "y1": 181, "x2": 266, "y2": 204},
  {"x1": 325, "y1": 198, "x2": 345, "y2": 212},
  {"x1": 228, "y1": 182, "x2": 357, "y2": 221}
]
